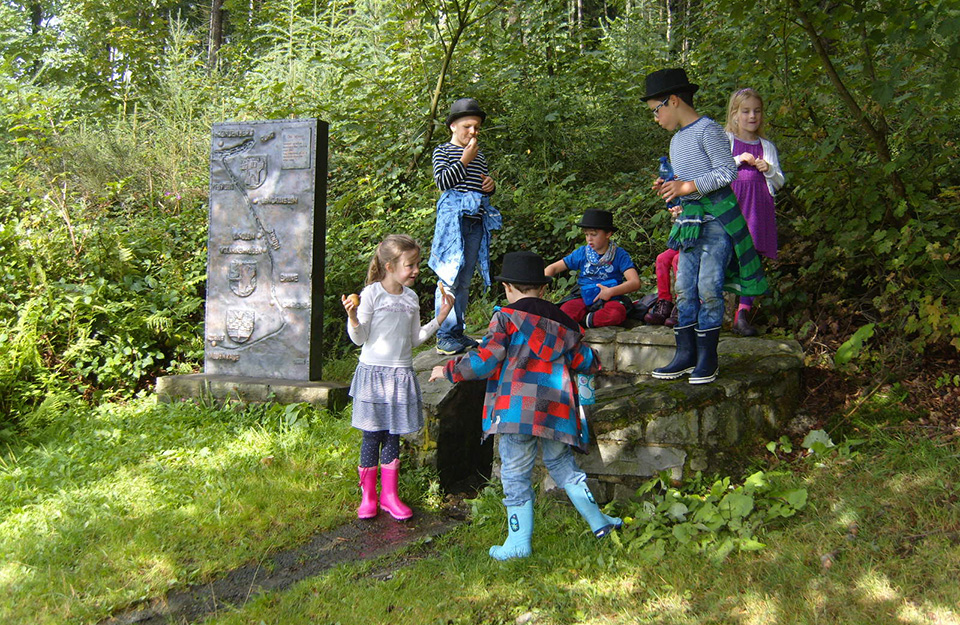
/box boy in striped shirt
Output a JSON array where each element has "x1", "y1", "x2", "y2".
[
  {"x1": 428, "y1": 98, "x2": 502, "y2": 355},
  {"x1": 643, "y1": 68, "x2": 767, "y2": 385}
]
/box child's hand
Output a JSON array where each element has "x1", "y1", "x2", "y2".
[
  {"x1": 659, "y1": 179, "x2": 696, "y2": 203},
  {"x1": 596, "y1": 283, "x2": 614, "y2": 302},
  {"x1": 436, "y1": 284, "x2": 455, "y2": 324},
  {"x1": 428, "y1": 365, "x2": 446, "y2": 382},
  {"x1": 651, "y1": 177, "x2": 665, "y2": 192},
  {"x1": 668, "y1": 205, "x2": 683, "y2": 218},
  {"x1": 739, "y1": 152, "x2": 757, "y2": 166},
  {"x1": 481, "y1": 174, "x2": 496, "y2": 194},
  {"x1": 341, "y1": 294, "x2": 360, "y2": 325},
  {"x1": 755, "y1": 158, "x2": 769, "y2": 173},
  {"x1": 461, "y1": 136, "x2": 479, "y2": 164}
]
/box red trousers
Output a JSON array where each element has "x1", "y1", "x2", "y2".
[
  {"x1": 655, "y1": 248, "x2": 679, "y2": 301},
  {"x1": 560, "y1": 297, "x2": 627, "y2": 327}
]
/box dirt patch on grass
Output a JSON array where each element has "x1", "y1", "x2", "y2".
[{"x1": 101, "y1": 510, "x2": 465, "y2": 625}]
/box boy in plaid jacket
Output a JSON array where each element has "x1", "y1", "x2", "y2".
[{"x1": 430, "y1": 251, "x2": 621, "y2": 560}]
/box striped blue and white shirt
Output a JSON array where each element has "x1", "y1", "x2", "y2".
[
  {"x1": 432, "y1": 142, "x2": 491, "y2": 194},
  {"x1": 669, "y1": 116, "x2": 738, "y2": 201}
]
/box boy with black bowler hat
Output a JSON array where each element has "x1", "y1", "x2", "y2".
[
  {"x1": 643, "y1": 68, "x2": 768, "y2": 385},
  {"x1": 544, "y1": 209, "x2": 641, "y2": 328},
  {"x1": 430, "y1": 251, "x2": 621, "y2": 560},
  {"x1": 429, "y1": 97, "x2": 502, "y2": 355}
]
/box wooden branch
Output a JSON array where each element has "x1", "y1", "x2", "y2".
[
  {"x1": 404, "y1": 0, "x2": 506, "y2": 176},
  {"x1": 791, "y1": 1, "x2": 906, "y2": 204}
]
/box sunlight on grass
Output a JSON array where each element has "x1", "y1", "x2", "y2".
[
  {"x1": 0, "y1": 396, "x2": 360, "y2": 624},
  {"x1": 735, "y1": 590, "x2": 783, "y2": 624},
  {"x1": 856, "y1": 570, "x2": 900, "y2": 603},
  {"x1": 897, "y1": 601, "x2": 960, "y2": 624}
]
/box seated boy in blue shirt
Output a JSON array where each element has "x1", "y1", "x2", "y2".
[
  {"x1": 544, "y1": 209, "x2": 641, "y2": 328},
  {"x1": 644, "y1": 68, "x2": 768, "y2": 384}
]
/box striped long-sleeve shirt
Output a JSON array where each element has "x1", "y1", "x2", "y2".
[
  {"x1": 432, "y1": 142, "x2": 491, "y2": 194},
  {"x1": 669, "y1": 116, "x2": 738, "y2": 201}
]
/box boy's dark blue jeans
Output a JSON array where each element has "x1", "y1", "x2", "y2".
[{"x1": 675, "y1": 218, "x2": 733, "y2": 329}]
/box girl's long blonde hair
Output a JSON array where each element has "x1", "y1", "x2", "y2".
[
  {"x1": 366, "y1": 234, "x2": 421, "y2": 285},
  {"x1": 724, "y1": 88, "x2": 765, "y2": 138}
]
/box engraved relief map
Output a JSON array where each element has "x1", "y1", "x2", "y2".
[{"x1": 204, "y1": 119, "x2": 327, "y2": 380}]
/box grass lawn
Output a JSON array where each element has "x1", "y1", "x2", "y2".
[{"x1": 2, "y1": 386, "x2": 958, "y2": 624}]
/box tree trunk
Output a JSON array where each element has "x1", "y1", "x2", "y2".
[
  {"x1": 208, "y1": 0, "x2": 224, "y2": 71},
  {"x1": 791, "y1": 1, "x2": 907, "y2": 210},
  {"x1": 405, "y1": 13, "x2": 471, "y2": 176}
]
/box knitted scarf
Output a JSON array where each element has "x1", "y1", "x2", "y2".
[{"x1": 667, "y1": 188, "x2": 769, "y2": 297}]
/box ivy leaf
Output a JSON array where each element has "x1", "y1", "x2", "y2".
[
  {"x1": 744, "y1": 471, "x2": 768, "y2": 491},
  {"x1": 672, "y1": 523, "x2": 696, "y2": 544},
  {"x1": 802, "y1": 429, "x2": 835, "y2": 451},
  {"x1": 784, "y1": 489, "x2": 808, "y2": 510},
  {"x1": 739, "y1": 538, "x2": 766, "y2": 551},
  {"x1": 720, "y1": 492, "x2": 754, "y2": 520},
  {"x1": 834, "y1": 323, "x2": 876, "y2": 367},
  {"x1": 666, "y1": 502, "x2": 688, "y2": 521}
]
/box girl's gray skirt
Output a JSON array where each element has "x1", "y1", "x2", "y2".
[{"x1": 349, "y1": 362, "x2": 423, "y2": 434}]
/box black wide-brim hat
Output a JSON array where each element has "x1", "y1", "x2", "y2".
[
  {"x1": 494, "y1": 251, "x2": 551, "y2": 285},
  {"x1": 577, "y1": 209, "x2": 617, "y2": 232},
  {"x1": 642, "y1": 68, "x2": 700, "y2": 101},
  {"x1": 445, "y1": 97, "x2": 486, "y2": 126}
]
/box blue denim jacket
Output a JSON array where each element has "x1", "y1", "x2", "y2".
[{"x1": 428, "y1": 189, "x2": 502, "y2": 287}]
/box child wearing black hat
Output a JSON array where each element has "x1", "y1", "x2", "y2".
[
  {"x1": 643, "y1": 68, "x2": 768, "y2": 385},
  {"x1": 428, "y1": 97, "x2": 503, "y2": 356},
  {"x1": 544, "y1": 209, "x2": 641, "y2": 328},
  {"x1": 430, "y1": 251, "x2": 621, "y2": 560}
]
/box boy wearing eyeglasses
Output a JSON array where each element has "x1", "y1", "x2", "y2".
[{"x1": 643, "y1": 68, "x2": 768, "y2": 385}]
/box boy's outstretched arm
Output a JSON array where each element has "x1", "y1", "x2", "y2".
[
  {"x1": 429, "y1": 314, "x2": 509, "y2": 383},
  {"x1": 544, "y1": 259, "x2": 568, "y2": 277},
  {"x1": 569, "y1": 344, "x2": 601, "y2": 376}
]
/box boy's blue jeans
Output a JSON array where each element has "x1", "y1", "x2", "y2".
[
  {"x1": 675, "y1": 219, "x2": 733, "y2": 330},
  {"x1": 498, "y1": 433, "x2": 586, "y2": 507},
  {"x1": 435, "y1": 215, "x2": 484, "y2": 342}
]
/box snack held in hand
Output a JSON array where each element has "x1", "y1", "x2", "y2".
[{"x1": 347, "y1": 293, "x2": 360, "y2": 307}]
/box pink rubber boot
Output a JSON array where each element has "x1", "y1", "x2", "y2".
[
  {"x1": 378, "y1": 459, "x2": 413, "y2": 520},
  {"x1": 357, "y1": 466, "x2": 379, "y2": 519}
]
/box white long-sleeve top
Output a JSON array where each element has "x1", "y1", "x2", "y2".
[{"x1": 347, "y1": 281, "x2": 439, "y2": 368}]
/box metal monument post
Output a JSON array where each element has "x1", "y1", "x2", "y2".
[
  {"x1": 204, "y1": 118, "x2": 327, "y2": 380},
  {"x1": 156, "y1": 119, "x2": 348, "y2": 408}
]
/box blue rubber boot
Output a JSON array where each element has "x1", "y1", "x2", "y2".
[
  {"x1": 564, "y1": 481, "x2": 622, "y2": 538},
  {"x1": 651, "y1": 324, "x2": 697, "y2": 379},
  {"x1": 489, "y1": 500, "x2": 534, "y2": 560},
  {"x1": 689, "y1": 326, "x2": 721, "y2": 384}
]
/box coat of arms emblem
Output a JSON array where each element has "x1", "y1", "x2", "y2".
[
  {"x1": 226, "y1": 310, "x2": 255, "y2": 343},
  {"x1": 228, "y1": 260, "x2": 258, "y2": 297},
  {"x1": 240, "y1": 156, "x2": 267, "y2": 189}
]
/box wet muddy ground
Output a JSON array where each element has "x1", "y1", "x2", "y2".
[{"x1": 101, "y1": 506, "x2": 467, "y2": 625}]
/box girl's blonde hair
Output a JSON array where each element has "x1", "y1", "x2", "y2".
[
  {"x1": 366, "y1": 234, "x2": 421, "y2": 285},
  {"x1": 724, "y1": 88, "x2": 765, "y2": 138}
]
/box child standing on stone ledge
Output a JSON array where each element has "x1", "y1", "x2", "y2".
[
  {"x1": 342, "y1": 234, "x2": 453, "y2": 521},
  {"x1": 429, "y1": 251, "x2": 620, "y2": 560}
]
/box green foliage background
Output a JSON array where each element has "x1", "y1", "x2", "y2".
[{"x1": 0, "y1": 0, "x2": 958, "y2": 437}]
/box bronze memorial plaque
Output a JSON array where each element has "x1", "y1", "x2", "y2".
[{"x1": 204, "y1": 119, "x2": 329, "y2": 380}]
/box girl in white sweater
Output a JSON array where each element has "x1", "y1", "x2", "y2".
[{"x1": 342, "y1": 234, "x2": 452, "y2": 520}]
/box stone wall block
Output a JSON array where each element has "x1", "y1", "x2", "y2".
[
  {"x1": 579, "y1": 439, "x2": 686, "y2": 480},
  {"x1": 156, "y1": 374, "x2": 207, "y2": 403},
  {"x1": 208, "y1": 378, "x2": 271, "y2": 402},
  {"x1": 646, "y1": 409, "x2": 699, "y2": 445},
  {"x1": 406, "y1": 326, "x2": 803, "y2": 495}
]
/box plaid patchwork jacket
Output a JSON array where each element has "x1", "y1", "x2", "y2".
[{"x1": 442, "y1": 297, "x2": 601, "y2": 446}]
